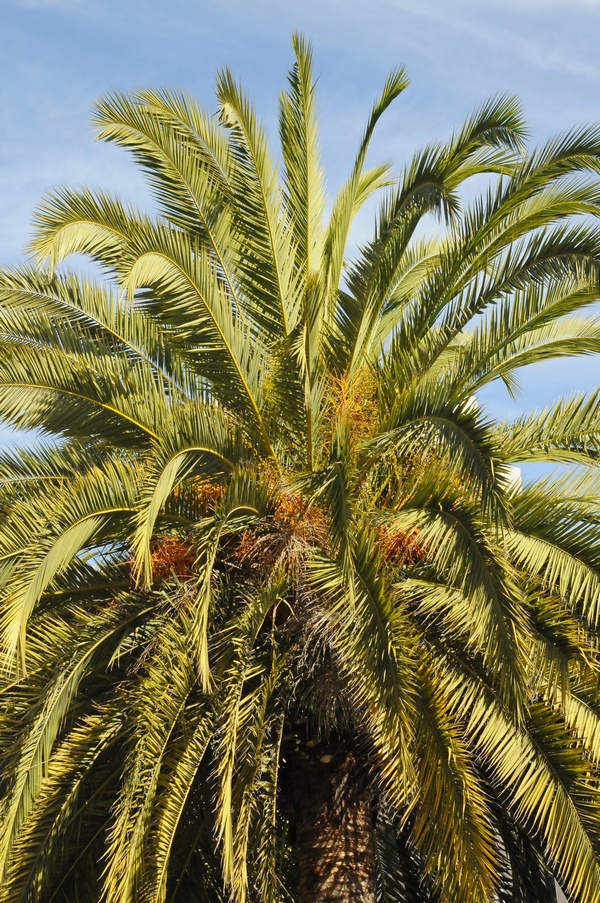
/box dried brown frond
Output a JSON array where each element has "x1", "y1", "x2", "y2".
[
  {"x1": 229, "y1": 481, "x2": 330, "y2": 579},
  {"x1": 234, "y1": 529, "x2": 311, "y2": 579}
]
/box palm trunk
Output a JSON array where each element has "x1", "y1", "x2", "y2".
[{"x1": 284, "y1": 746, "x2": 378, "y2": 902}]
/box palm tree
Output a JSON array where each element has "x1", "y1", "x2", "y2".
[{"x1": 2, "y1": 34, "x2": 600, "y2": 902}]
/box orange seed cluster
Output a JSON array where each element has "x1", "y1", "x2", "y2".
[
  {"x1": 150, "y1": 537, "x2": 196, "y2": 582},
  {"x1": 376, "y1": 524, "x2": 425, "y2": 568}
]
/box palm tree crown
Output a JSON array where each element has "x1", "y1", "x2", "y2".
[{"x1": 2, "y1": 35, "x2": 600, "y2": 903}]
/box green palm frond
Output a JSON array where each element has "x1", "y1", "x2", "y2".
[
  {"x1": 29, "y1": 188, "x2": 152, "y2": 276},
  {"x1": 0, "y1": 599, "x2": 150, "y2": 886},
  {"x1": 279, "y1": 35, "x2": 325, "y2": 289},
  {"x1": 410, "y1": 661, "x2": 499, "y2": 903},
  {"x1": 507, "y1": 487, "x2": 600, "y2": 623},
  {"x1": 449, "y1": 663, "x2": 600, "y2": 903},
  {"x1": 0, "y1": 457, "x2": 138, "y2": 670},
  {"x1": 102, "y1": 608, "x2": 208, "y2": 903},
  {"x1": 321, "y1": 67, "x2": 408, "y2": 325},
  {"x1": 307, "y1": 533, "x2": 416, "y2": 810},
  {"x1": 0, "y1": 709, "x2": 124, "y2": 903},
  {"x1": 496, "y1": 392, "x2": 600, "y2": 464},
  {"x1": 216, "y1": 68, "x2": 301, "y2": 339},
  {"x1": 92, "y1": 87, "x2": 233, "y2": 240},
  {"x1": 132, "y1": 401, "x2": 239, "y2": 585}
]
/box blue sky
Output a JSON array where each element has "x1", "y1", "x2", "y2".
[{"x1": 2, "y1": 0, "x2": 600, "y2": 452}]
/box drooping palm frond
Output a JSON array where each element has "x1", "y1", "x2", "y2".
[{"x1": 102, "y1": 607, "x2": 212, "y2": 903}]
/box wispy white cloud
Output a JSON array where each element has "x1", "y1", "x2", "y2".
[
  {"x1": 367, "y1": 0, "x2": 600, "y2": 81},
  {"x1": 487, "y1": 0, "x2": 600, "y2": 8},
  {"x1": 9, "y1": 0, "x2": 86, "y2": 10}
]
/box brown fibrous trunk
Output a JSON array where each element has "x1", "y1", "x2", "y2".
[{"x1": 284, "y1": 745, "x2": 378, "y2": 903}]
